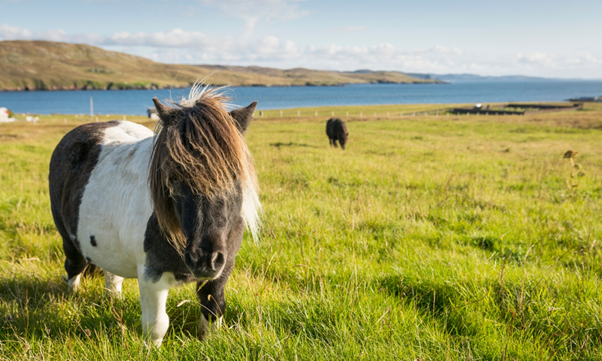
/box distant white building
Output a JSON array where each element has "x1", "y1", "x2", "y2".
[
  {"x1": 0, "y1": 108, "x2": 15, "y2": 123},
  {"x1": 147, "y1": 107, "x2": 160, "y2": 120}
]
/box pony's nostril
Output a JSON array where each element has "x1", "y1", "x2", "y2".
[{"x1": 210, "y1": 252, "x2": 225, "y2": 271}]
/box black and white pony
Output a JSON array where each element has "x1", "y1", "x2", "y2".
[{"x1": 49, "y1": 86, "x2": 260, "y2": 346}]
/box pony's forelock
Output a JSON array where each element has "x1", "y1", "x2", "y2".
[
  {"x1": 149, "y1": 84, "x2": 260, "y2": 252},
  {"x1": 179, "y1": 83, "x2": 229, "y2": 108}
]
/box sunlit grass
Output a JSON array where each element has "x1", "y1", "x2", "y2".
[{"x1": 1, "y1": 103, "x2": 602, "y2": 359}]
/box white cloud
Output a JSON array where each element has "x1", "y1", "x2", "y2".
[
  {"x1": 2, "y1": 24, "x2": 602, "y2": 77},
  {"x1": 103, "y1": 33, "x2": 300, "y2": 64},
  {"x1": 584, "y1": 54, "x2": 602, "y2": 64},
  {"x1": 0, "y1": 24, "x2": 103, "y2": 43},
  {"x1": 197, "y1": 0, "x2": 309, "y2": 33},
  {"x1": 252, "y1": 36, "x2": 299, "y2": 59},
  {"x1": 0, "y1": 25, "x2": 299, "y2": 61},
  {"x1": 430, "y1": 45, "x2": 463, "y2": 56},
  {"x1": 515, "y1": 52, "x2": 602, "y2": 74},
  {"x1": 105, "y1": 29, "x2": 232, "y2": 49},
  {"x1": 0, "y1": 24, "x2": 32, "y2": 39},
  {"x1": 517, "y1": 51, "x2": 556, "y2": 67},
  {"x1": 302, "y1": 43, "x2": 465, "y2": 71}
]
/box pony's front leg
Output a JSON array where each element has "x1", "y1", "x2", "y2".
[
  {"x1": 196, "y1": 270, "x2": 231, "y2": 339},
  {"x1": 137, "y1": 266, "x2": 171, "y2": 347}
]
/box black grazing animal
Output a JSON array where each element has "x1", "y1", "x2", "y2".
[{"x1": 326, "y1": 118, "x2": 349, "y2": 150}]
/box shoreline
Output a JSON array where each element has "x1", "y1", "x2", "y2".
[
  {"x1": 1, "y1": 81, "x2": 598, "y2": 115},
  {"x1": 1, "y1": 101, "x2": 585, "y2": 118},
  {"x1": 0, "y1": 80, "x2": 446, "y2": 93}
]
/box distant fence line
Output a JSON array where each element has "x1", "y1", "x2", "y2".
[
  {"x1": 253, "y1": 108, "x2": 453, "y2": 119},
  {"x1": 252, "y1": 103, "x2": 582, "y2": 119},
  {"x1": 12, "y1": 102, "x2": 582, "y2": 123},
  {"x1": 450, "y1": 103, "x2": 582, "y2": 116}
]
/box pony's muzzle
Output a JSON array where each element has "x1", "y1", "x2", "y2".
[{"x1": 184, "y1": 250, "x2": 226, "y2": 280}]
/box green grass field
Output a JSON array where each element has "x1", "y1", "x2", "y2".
[{"x1": 1, "y1": 103, "x2": 602, "y2": 360}]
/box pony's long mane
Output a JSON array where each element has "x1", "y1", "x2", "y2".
[{"x1": 149, "y1": 86, "x2": 260, "y2": 252}]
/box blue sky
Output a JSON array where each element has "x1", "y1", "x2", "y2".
[{"x1": 1, "y1": 0, "x2": 601, "y2": 78}]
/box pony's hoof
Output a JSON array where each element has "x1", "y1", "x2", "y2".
[
  {"x1": 198, "y1": 315, "x2": 222, "y2": 340},
  {"x1": 143, "y1": 338, "x2": 163, "y2": 349},
  {"x1": 64, "y1": 274, "x2": 81, "y2": 292},
  {"x1": 103, "y1": 289, "x2": 123, "y2": 299}
]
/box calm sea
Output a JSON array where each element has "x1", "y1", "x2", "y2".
[{"x1": 0, "y1": 81, "x2": 601, "y2": 115}]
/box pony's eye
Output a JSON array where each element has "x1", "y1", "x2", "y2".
[
  {"x1": 169, "y1": 181, "x2": 185, "y2": 198},
  {"x1": 214, "y1": 214, "x2": 228, "y2": 228}
]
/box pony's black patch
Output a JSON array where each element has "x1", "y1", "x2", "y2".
[
  {"x1": 49, "y1": 120, "x2": 119, "y2": 279},
  {"x1": 142, "y1": 214, "x2": 196, "y2": 284},
  {"x1": 142, "y1": 207, "x2": 245, "y2": 323},
  {"x1": 90, "y1": 235, "x2": 97, "y2": 247}
]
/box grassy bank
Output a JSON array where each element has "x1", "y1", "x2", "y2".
[{"x1": 1, "y1": 103, "x2": 602, "y2": 359}]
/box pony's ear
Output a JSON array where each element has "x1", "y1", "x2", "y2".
[
  {"x1": 229, "y1": 101, "x2": 257, "y2": 133},
  {"x1": 152, "y1": 97, "x2": 179, "y2": 126}
]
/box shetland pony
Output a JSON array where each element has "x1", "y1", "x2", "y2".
[
  {"x1": 326, "y1": 118, "x2": 349, "y2": 150},
  {"x1": 49, "y1": 87, "x2": 260, "y2": 346}
]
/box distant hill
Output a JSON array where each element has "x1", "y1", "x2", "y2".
[
  {"x1": 0, "y1": 41, "x2": 441, "y2": 91},
  {"x1": 347, "y1": 70, "x2": 564, "y2": 83},
  {"x1": 407, "y1": 73, "x2": 570, "y2": 83},
  {"x1": 198, "y1": 65, "x2": 445, "y2": 86}
]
